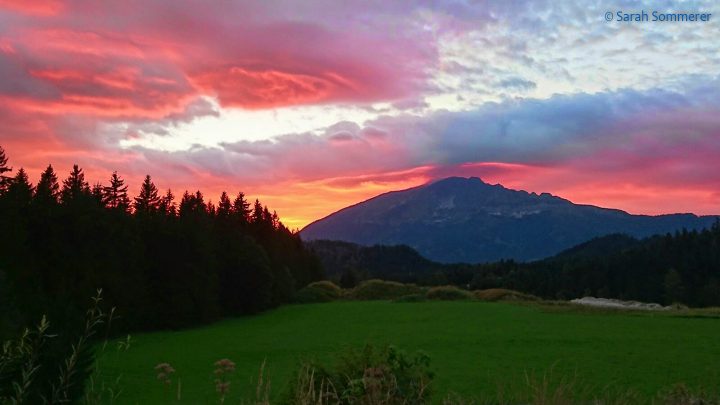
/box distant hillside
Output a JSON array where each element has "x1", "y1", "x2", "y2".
[
  {"x1": 301, "y1": 177, "x2": 718, "y2": 263},
  {"x1": 308, "y1": 225, "x2": 720, "y2": 307},
  {"x1": 305, "y1": 240, "x2": 443, "y2": 282},
  {"x1": 549, "y1": 234, "x2": 640, "y2": 261}
]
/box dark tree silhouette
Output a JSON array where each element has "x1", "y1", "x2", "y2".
[
  {"x1": 5, "y1": 168, "x2": 33, "y2": 206},
  {"x1": 232, "y1": 192, "x2": 251, "y2": 224},
  {"x1": 217, "y1": 191, "x2": 232, "y2": 219},
  {"x1": 35, "y1": 165, "x2": 60, "y2": 205},
  {"x1": 91, "y1": 182, "x2": 104, "y2": 206},
  {"x1": 252, "y1": 199, "x2": 263, "y2": 223},
  {"x1": 134, "y1": 175, "x2": 160, "y2": 213},
  {"x1": 0, "y1": 146, "x2": 13, "y2": 193},
  {"x1": 102, "y1": 171, "x2": 130, "y2": 211},
  {"x1": 0, "y1": 146, "x2": 323, "y2": 338},
  {"x1": 60, "y1": 165, "x2": 90, "y2": 204},
  {"x1": 159, "y1": 188, "x2": 176, "y2": 216}
]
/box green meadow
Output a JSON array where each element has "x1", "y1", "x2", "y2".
[{"x1": 97, "y1": 301, "x2": 720, "y2": 404}]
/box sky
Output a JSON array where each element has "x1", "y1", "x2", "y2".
[{"x1": 0, "y1": 0, "x2": 718, "y2": 229}]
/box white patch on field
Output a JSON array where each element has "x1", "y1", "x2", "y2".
[{"x1": 571, "y1": 297, "x2": 669, "y2": 311}]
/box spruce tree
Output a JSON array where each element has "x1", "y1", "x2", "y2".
[
  {"x1": 134, "y1": 175, "x2": 160, "y2": 213},
  {"x1": 91, "y1": 182, "x2": 104, "y2": 206},
  {"x1": 34, "y1": 165, "x2": 60, "y2": 205},
  {"x1": 252, "y1": 199, "x2": 264, "y2": 223},
  {"x1": 159, "y1": 189, "x2": 176, "y2": 217},
  {"x1": 0, "y1": 146, "x2": 13, "y2": 193},
  {"x1": 232, "y1": 192, "x2": 251, "y2": 224},
  {"x1": 271, "y1": 210, "x2": 280, "y2": 229},
  {"x1": 6, "y1": 168, "x2": 33, "y2": 206},
  {"x1": 102, "y1": 171, "x2": 130, "y2": 212},
  {"x1": 179, "y1": 190, "x2": 206, "y2": 217},
  {"x1": 262, "y1": 206, "x2": 272, "y2": 225},
  {"x1": 60, "y1": 165, "x2": 90, "y2": 204},
  {"x1": 217, "y1": 191, "x2": 232, "y2": 219}
]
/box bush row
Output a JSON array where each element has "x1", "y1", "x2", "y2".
[{"x1": 293, "y1": 280, "x2": 539, "y2": 303}]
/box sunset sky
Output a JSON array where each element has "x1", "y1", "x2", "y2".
[{"x1": 1, "y1": 0, "x2": 718, "y2": 228}]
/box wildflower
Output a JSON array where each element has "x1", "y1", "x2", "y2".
[
  {"x1": 213, "y1": 358, "x2": 236, "y2": 402},
  {"x1": 214, "y1": 358, "x2": 236, "y2": 373},
  {"x1": 155, "y1": 362, "x2": 175, "y2": 386}
]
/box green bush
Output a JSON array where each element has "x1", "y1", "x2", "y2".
[
  {"x1": 284, "y1": 344, "x2": 433, "y2": 405},
  {"x1": 394, "y1": 294, "x2": 427, "y2": 303},
  {"x1": 473, "y1": 288, "x2": 539, "y2": 302},
  {"x1": 426, "y1": 286, "x2": 472, "y2": 301},
  {"x1": 347, "y1": 280, "x2": 423, "y2": 301},
  {"x1": 292, "y1": 281, "x2": 343, "y2": 304}
]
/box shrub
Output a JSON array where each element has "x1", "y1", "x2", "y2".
[
  {"x1": 394, "y1": 294, "x2": 427, "y2": 303},
  {"x1": 657, "y1": 383, "x2": 720, "y2": 405},
  {"x1": 284, "y1": 344, "x2": 433, "y2": 405},
  {"x1": 0, "y1": 290, "x2": 110, "y2": 404},
  {"x1": 473, "y1": 288, "x2": 539, "y2": 302},
  {"x1": 293, "y1": 281, "x2": 343, "y2": 304},
  {"x1": 347, "y1": 280, "x2": 424, "y2": 301},
  {"x1": 426, "y1": 286, "x2": 472, "y2": 301}
]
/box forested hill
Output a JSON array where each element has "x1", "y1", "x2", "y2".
[
  {"x1": 0, "y1": 146, "x2": 323, "y2": 337},
  {"x1": 512, "y1": 226, "x2": 720, "y2": 306},
  {"x1": 305, "y1": 240, "x2": 444, "y2": 285},
  {"x1": 311, "y1": 226, "x2": 720, "y2": 307}
]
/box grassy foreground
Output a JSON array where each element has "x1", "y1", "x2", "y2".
[{"x1": 96, "y1": 301, "x2": 720, "y2": 403}]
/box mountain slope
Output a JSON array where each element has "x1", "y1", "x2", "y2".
[{"x1": 301, "y1": 177, "x2": 718, "y2": 263}]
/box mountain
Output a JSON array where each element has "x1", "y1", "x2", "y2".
[{"x1": 301, "y1": 177, "x2": 718, "y2": 263}]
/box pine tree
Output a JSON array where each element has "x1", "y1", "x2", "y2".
[
  {"x1": 102, "y1": 171, "x2": 130, "y2": 212},
  {"x1": 179, "y1": 190, "x2": 206, "y2": 217},
  {"x1": 217, "y1": 191, "x2": 232, "y2": 219},
  {"x1": 262, "y1": 206, "x2": 272, "y2": 225},
  {"x1": 232, "y1": 192, "x2": 251, "y2": 224},
  {"x1": 91, "y1": 182, "x2": 104, "y2": 206},
  {"x1": 159, "y1": 189, "x2": 176, "y2": 217},
  {"x1": 34, "y1": 165, "x2": 60, "y2": 205},
  {"x1": 134, "y1": 175, "x2": 160, "y2": 214},
  {"x1": 271, "y1": 210, "x2": 280, "y2": 229},
  {"x1": 0, "y1": 146, "x2": 13, "y2": 193},
  {"x1": 61, "y1": 165, "x2": 90, "y2": 204},
  {"x1": 252, "y1": 199, "x2": 264, "y2": 223},
  {"x1": 6, "y1": 168, "x2": 33, "y2": 206}
]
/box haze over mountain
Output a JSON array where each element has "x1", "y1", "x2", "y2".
[{"x1": 301, "y1": 177, "x2": 718, "y2": 263}]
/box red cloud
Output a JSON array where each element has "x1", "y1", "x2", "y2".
[
  {"x1": 192, "y1": 67, "x2": 335, "y2": 109},
  {"x1": 0, "y1": 2, "x2": 434, "y2": 115},
  {"x1": 0, "y1": 0, "x2": 63, "y2": 15}
]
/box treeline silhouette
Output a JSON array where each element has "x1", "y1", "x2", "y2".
[
  {"x1": 0, "y1": 146, "x2": 323, "y2": 337},
  {"x1": 314, "y1": 228, "x2": 720, "y2": 307},
  {"x1": 505, "y1": 228, "x2": 720, "y2": 306}
]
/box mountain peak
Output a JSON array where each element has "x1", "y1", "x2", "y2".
[
  {"x1": 301, "y1": 180, "x2": 717, "y2": 263},
  {"x1": 430, "y1": 176, "x2": 488, "y2": 185}
]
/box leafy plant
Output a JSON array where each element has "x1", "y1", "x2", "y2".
[
  {"x1": 0, "y1": 289, "x2": 112, "y2": 404},
  {"x1": 284, "y1": 344, "x2": 433, "y2": 405},
  {"x1": 293, "y1": 281, "x2": 343, "y2": 304},
  {"x1": 426, "y1": 286, "x2": 472, "y2": 301},
  {"x1": 347, "y1": 280, "x2": 424, "y2": 301}
]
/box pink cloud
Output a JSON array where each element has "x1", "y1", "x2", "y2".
[
  {"x1": 0, "y1": 1, "x2": 434, "y2": 115},
  {"x1": 0, "y1": 1, "x2": 718, "y2": 228}
]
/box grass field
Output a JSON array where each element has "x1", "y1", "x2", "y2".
[{"x1": 96, "y1": 301, "x2": 720, "y2": 404}]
